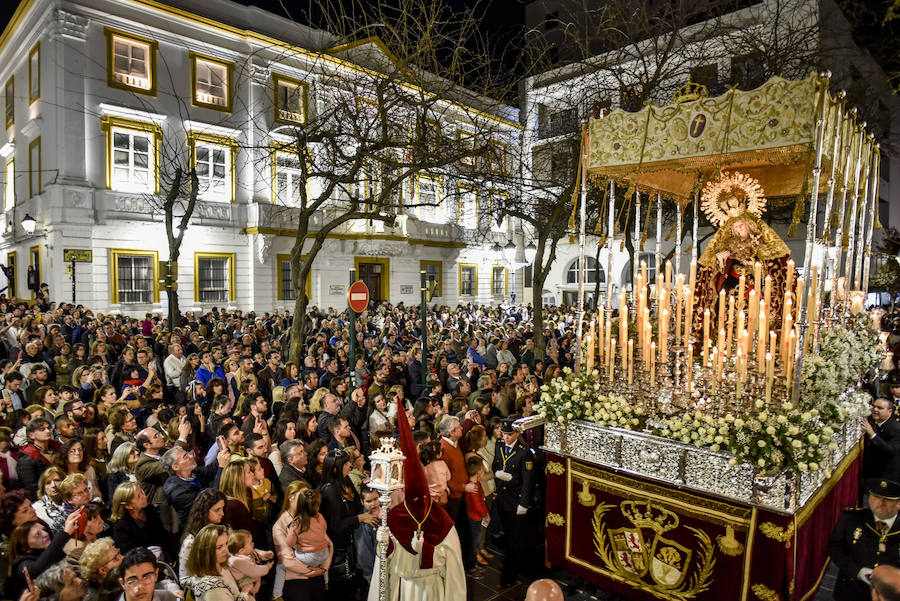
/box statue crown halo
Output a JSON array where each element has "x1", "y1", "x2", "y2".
[{"x1": 701, "y1": 171, "x2": 767, "y2": 228}]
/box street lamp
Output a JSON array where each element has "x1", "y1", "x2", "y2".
[
  {"x1": 503, "y1": 239, "x2": 516, "y2": 264},
  {"x1": 491, "y1": 242, "x2": 503, "y2": 257},
  {"x1": 20, "y1": 214, "x2": 36, "y2": 235},
  {"x1": 524, "y1": 242, "x2": 537, "y2": 265}
]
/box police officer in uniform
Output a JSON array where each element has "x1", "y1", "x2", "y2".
[
  {"x1": 492, "y1": 419, "x2": 535, "y2": 588},
  {"x1": 828, "y1": 478, "x2": 900, "y2": 601}
]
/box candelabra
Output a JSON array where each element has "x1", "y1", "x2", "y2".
[{"x1": 368, "y1": 438, "x2": 406, "y2": 601}]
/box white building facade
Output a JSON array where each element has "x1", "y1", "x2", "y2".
[{"x1": 0, "y1": 0, "x2": 523, "y2": 316}]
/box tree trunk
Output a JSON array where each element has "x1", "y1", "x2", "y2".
[
  {"x1": 289, "y1": 292, "x2": 310, "y2": 365},
  {"x1": 167, "y1": 246, "x2": 181, "y2": 329}
]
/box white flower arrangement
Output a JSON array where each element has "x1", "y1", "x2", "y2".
[{"x1": 536, "y1": 317, "x2": 879, "y2": 475}]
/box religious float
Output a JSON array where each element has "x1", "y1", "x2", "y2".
[{"x1": 525, "y1": 72, "x2": 886, "y2": 601}]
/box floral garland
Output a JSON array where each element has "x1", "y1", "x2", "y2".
[{"x1": 536, "y1": 316, "x2": 879, "y2": 475}]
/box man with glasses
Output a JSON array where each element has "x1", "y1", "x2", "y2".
[
  {"x1": 162, "y1": 443, "x2": 229, "y2": 528},
  {"x1": 117, "y1": 547, "x2": 179, "y2": 601},
  {"x1": 135, "y1": 421, "x2": 189, "y2": 535}
]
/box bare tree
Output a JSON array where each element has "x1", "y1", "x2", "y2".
[{"x1": 255, "y1": 0, "x2": 520, "y2": 363}]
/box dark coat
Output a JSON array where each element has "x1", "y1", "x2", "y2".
[
  {"x1": 5, "y1": 528, "x2": 69, "y2": 600},
  {"x1": 278, "y1": 463, "x2": 311, "y2": 492},
  {"x1": 862, "y1": 417, "x2": 900, "y2": 481},
  {"x1": 16, "y1": 442, "x2": 60, "y2": 498},
  {"x1": 162, "y1": 462, "x2": 222, "y2": 528},
  {"x1": 491, "y1": 439, "x2": 536, "y2": 511},
  {"x1": 112, "y1": 505, "x2": 168, "y2": 560},
  {"x1": 827, "y1": 507, "x2": 900, "y2": 601}
]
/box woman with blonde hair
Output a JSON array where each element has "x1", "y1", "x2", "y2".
[
  {"x1": 32, "y1": 466, "x2": 66, "y2": 528},
  {"x1": 109, "y1": 481, "x2": 166, "y2": 559},
  {"x1": 219, "y1": 459, "x2": 263, "y2": 542},
  {"x1": 187, "y1": 524, "x2": 253, "y2": 601},
  {"x1": 307, "y1": 388, "x2": 329, "y2": 414}
]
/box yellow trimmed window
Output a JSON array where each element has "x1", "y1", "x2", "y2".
[
  {"x1": 106, "y1": 29, "x2": 156, "y2": 94},
  {"x1": 111, "y1": 249, "x2": 159, "y2": 305},
  {"x1": 192, "y1": 54, "x2": 232, "y2": 112},
  {"x1": 273, "y1": 150, "x2": 305, "y2": 207},
  {"x1": 420, "y1": 260, "x2": 442, "y2": 297},
  {"x1": 5, "y1": 76, "x2": 13, "y2": 128},
  {"x1": 188, "y1": 133, "x2": 235, "y2": 202},
  {"x1": 28, "y1": 43, "x2": 39, "y2": 103},
  {"x1": 195, "y1": 252, "x2": 235, "y2": 303},
  {"x1": 28, "y1": 138, "x2": 40, "y2": 198},
  {"x1": 274, "y1": 75, "x2": 308, "y2": 124},
  {"x1": 459, "y1": 263, "x2": 477, "y2": 297}
]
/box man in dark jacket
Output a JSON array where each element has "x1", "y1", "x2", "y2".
[
  {"x1": 862, "y1": 397, "x2": 900, "y2": 482},
  {"x1": 278, "y1": 440, "x2": 310, "y2": 490},
  {"x1": 162, "y1": 444, "x2": 230, "y2": 528},
  {"x1": 16, "y1": 418, "x2": 60, "y2": 497},
  {"x1": 828, "y1": 478, "x2": 900, "y2": 601}
]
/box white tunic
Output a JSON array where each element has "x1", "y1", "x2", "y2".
[{"x1": 367, "y1": 527, "x2": 467, "y2": 601}]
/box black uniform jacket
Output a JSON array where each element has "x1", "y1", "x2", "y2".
[
  {"x1": 827, "y1": 507, "x2": 900, "y2": 601},
  {"x1": 491, "y1": 439, "x2": 535, "y2": 511}
]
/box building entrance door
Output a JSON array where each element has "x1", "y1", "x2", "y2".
[{"x1": 358, "y1": 262, "x2": 382, "y2": 304}]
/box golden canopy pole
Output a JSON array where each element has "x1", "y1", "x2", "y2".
[
  {"x1": 816, "y1": 94, "x2": 843, "y2": 313},
  {"x1": 829, "y1": 108, "x2": 857, "y2": 311},
  {"x1": 862, "y1": 145, "x2": 881, "y2": 293},
  {"x1": 843, "y1": 125, "x2": 870, "y2": 294},
  {"x1": 575, "y1": 124, "x2": 589, "y2": 373},
  {"x1": 854, "y1": 136, "x2": 876, "y2": 291},
  {"x1": 792, "y1": 71, "x2": 830, "y2": 404}
]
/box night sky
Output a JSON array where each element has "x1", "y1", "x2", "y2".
[{"x1": 0, "y1": 0, "x2": 527, "y2": 81}]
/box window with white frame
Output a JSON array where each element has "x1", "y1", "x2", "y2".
[
  {"x1": 279, "y1": 256, "x2": 295, "y2": 301},
  {"x1": 194, "y1": 56, "x2": 229, "y2": 109},
  {"x1": 274, "y1": 152, "x2": 304, "y2": 206},
  {"x1": 194, "y1": 142, "x2": 229, "y2": 201},
  {"x1": 116, "y1": 255, "x2": 154, "y2": 304},
  {"x1": 197, "y1": 256, "x2": 230, "y2": 302},
  {"x1": 460, "y1": 264, "x2": 477, "y2": 296},
  {"x1": 5, "y1": 160, "x2": 14, "y2": 211},
  {"x1": 458, "y1": 187, "x2": 477, "y2": 229},
  {"x1": 566, "y1": 256, "x2": 604, "y2": 284},
  {"x1": 492, "y1": 266, "x2": 506, "y2": 296},
  {"x1": 111, "y1": 35, "x2": 151, "y2": 90},
  {"x1": 111, "y1": 128, "x2": 153, "y2": 193},
  {"x1": 417, "y1": 175, "x2": 444, "y2": 223}
]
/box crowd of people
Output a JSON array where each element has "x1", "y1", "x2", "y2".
[{"x1": 0, "y1": 294, "x2": 562, "y2": 601}]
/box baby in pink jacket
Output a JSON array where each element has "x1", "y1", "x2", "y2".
[{"x1": 227, "y1": 529, "x2": 274, "y2": 595}]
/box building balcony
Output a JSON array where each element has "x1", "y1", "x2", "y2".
[{"x1": 246, "y1": 201, "x2": 464, "y2": 245}]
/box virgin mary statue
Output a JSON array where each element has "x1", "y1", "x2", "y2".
[{"x1": 693, "y1": 171, "x2": 795, "y2": 335}]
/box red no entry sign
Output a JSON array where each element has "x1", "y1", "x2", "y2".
[{"x1": 347, "y1": 280, "x2": 370, "y2": 313}]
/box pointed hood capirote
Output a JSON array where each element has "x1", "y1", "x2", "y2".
[{"x1": 386, "y1": 398, "x2": 454, "y2": 568}]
